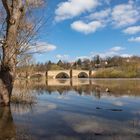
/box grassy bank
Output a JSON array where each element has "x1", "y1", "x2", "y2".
[{"x1": 93, "y1": 68, "x2": 140, "y2": 78}]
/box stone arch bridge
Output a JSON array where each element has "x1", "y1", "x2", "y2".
[
  {"x1": 47, "y1": 70, "x2": 96, "y2": 79},
  {"x1": 17, "y1": 70, "x2": 96, "y2": 79}
]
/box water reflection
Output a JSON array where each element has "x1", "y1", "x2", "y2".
[
  {"x1": 0, "y1": 107, "x2": 16, "y2": 140},
  {"x1": 1, "y1": 79, "x2": 140, "y2": 140},
  {"x1": 14, "y1": 79, "x2": 140, "y2": 97}
]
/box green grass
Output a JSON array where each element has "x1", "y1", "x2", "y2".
[{"x1": 93, "y1": 68, "x2": 139, "y2": 78}]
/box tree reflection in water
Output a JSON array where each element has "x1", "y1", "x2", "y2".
[
  {"x1": 0, "y1": 107, "x2": 16, "y2": 140},
  {"x1": 0, "y1": 105, "x2": 35, "y2": 140}
]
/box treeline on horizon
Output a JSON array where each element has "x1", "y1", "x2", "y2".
[{"x1": 17, "y1": 55, "x2": 140, "y2": 78}]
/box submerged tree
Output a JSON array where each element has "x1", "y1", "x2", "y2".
[{"x1": 0, "y1": 0, "x2": 45, "y2": 106}]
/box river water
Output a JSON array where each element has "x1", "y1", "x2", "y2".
[{"x1": 0, "y1": 79, "x2": 140, "y2": 140}]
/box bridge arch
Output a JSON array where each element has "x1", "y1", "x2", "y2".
[
  {"x1": 55, "y1": 72, "x2": 70, "y2": 79},
  {"x1": 78, "y1": 72, "x2": 89, "y2": 78}
]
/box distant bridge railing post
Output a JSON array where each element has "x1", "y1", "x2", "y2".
[
  {"x1": 70, "y1": 69, "x2": 73, "y2": 78},
  {"x1": 89, "y1": 70, "x2": 92, "y2": 78},
  {"x1": 46, "y1": 71, "x2": 48, "y2": 79}
]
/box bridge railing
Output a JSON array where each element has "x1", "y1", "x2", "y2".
[{"x1": 17, "y1": 70, "x2": 97, "y2": 79}]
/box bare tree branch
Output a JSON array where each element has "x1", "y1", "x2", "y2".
[{"x1": 1, "y1": 0, "x2": 11, "y2": 17}]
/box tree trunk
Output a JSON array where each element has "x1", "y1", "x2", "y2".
[
  {"x1": 0, "y1": 0, "x2": 23, "y2": 106},
  {"x1": 0, "y1": 70, "x2": 14, "y2": 106}
]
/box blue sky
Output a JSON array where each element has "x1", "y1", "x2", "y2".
[{"x1": 35, "y1": 0, "x2": 140, "y2": 63}]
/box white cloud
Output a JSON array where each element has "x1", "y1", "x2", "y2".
[
  {"x1": 30, "y1": 42, "x2": 57, "y2": 53},
  {"x1": 128, "y1": 36, "x2": 140, "y2": 42},
  {"x1": 76, "y1": 46, "x2": 131, "y2": 61},
  {"x1": 71, "y1": 8, "x2": 110, "y2": 34},
  {"x1": 91, "y1": 52, "x2": 132, "y2": 58},
  {"x1": 110, "y1": 46, "x2": 125, "y2": 52},
  {"x1": 71, "y1": 20, "x2": 104, "y2": 34},
  {"x1": 91, "y1": 51, "x2": 118, "y2": 58},
  {"x1": 55, "y1": 0, "x2": 99, "y2": 21},
  {"x1": 104, "y1": 0, "x2": 112, "y2": 5},
  {"x1": 91, "y1": 46, "x2": 127, "y2": 58},
  {"x1": 112, "y1": 1, "x2": 140, "y2": 27},
  {"x1": 56, "y1": 54, "x2": 69, "y2": 60},
  {"x1": 87, "y1": 8, "x2": 111, "y2": 21},
  {"x1": 120, "y1": 54, "x2": 132, "y2": 57},
  {"x1": 76, "y1": 56, "x2": 90, "y2": 60},
  {"x1": 112, "y1": 101, "x2": 124, "y2": 106},
  {"x1": 55, "y1": 0, "x2": 140, "y2": 36},
  {"x1": 123, "y1": 26, "x2": 140, "y2": 34}
]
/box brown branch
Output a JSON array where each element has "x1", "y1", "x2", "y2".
[{"x1": 1, "y1": 0, "x2": 11, "y2": 17}]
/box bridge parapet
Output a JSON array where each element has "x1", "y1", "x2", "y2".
[{"x1": 17, "y1": 70, "x2": 97, "y2": 79}]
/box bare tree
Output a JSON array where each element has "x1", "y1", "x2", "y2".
[{"x1": 0, "y1": 0, "x2": 45, "y2": 106}]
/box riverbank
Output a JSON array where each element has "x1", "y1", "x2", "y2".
[{"x1": 92, "y1": 68, "x2": 140, "y2": 78}]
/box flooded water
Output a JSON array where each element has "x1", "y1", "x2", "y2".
[{"x1": 0, "y1": 79, "x2": 140, "y2": 140}]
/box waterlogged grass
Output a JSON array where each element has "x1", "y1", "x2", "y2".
[{"x1": 11, "y1": 93, "x2": 36, "y2": 105}]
